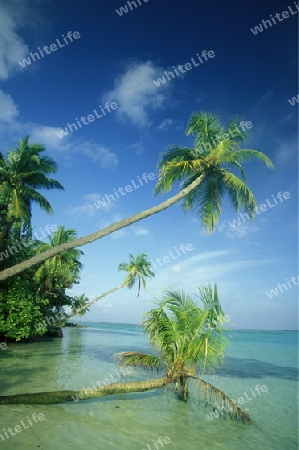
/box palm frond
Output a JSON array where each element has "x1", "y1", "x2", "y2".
[
  {"x1": 221, "y1": 171, "x2": 257, "y2": 218},
  {"x1": 118, "y1": 253, "x2": 154, "y2": 296},
  {"x1": 115, "y1": 352, "x2": 161, "y2": 372},
  {"x1": 186, "y1": 112, "x2": 223, "y2": 151},
  {"x1": 190, "y1": 376, "x2": 252, "y2": 424},
  {"x1": 231, "y1": 149, "x2": 274, "y2": 169},
  {"x1": 154, "y1": 146, "x2": 205, "y2": 195},
  {"x1": 152, "y1": 112, "x2": 273, "y2": 234}
]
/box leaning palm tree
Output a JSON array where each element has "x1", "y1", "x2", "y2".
[
  {"x1": 0, "y1": 113, "x2": 273, "y2": 281},
  {"x1": 69, "y1": 294, "x2": 91, "y2": 318},
  {"x1": 0, "y1": 284, "x2": 252, "y2": 425},
  {"x1": 64, "y1": 253, "x2": 154, "y2": 322},
  {"x1": 119, "y1": 253, "x2": 155, "y2": 297},
  {"x1": 0, "y1": 135, "x2": 64, "y2": 248}
]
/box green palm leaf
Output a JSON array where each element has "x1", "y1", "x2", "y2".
[
  {"x1": 115, "y1": 352, "x2": 161, "y2": 372},
  {"x1": 118, "y1": 253, "x2": 155, "y2": 297},
  {"x1": 154, "y1": 111, "x2": 274, "y2": 233},
  {"x1": 0, "y1": 136, "x2": 64, "y2": 242}
]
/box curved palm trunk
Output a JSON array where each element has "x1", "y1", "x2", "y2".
[
  {"x1": 0, "y1": 174, "x2": 206, "y2": 281},
  {"x1": 0, "y1": 377, "x2": 168, "y2": 405},
  {"x1": 64, "y1": 283, "x2": 126, "y2": 322}
]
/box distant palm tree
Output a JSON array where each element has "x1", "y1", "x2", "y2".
[
  {"x1": 0, "y1": 283, "x2": 252, "y2": 425},
  {"x1": 0, "y1": 135, "x2": 64, "y2": 247},
  {"x1": 64, "y1": 253, "x2": 154, "y2": 321},
  {"x1": 0, "y1": 113, "x2": 273, "y2": 281},
  {"x1": 69, "y1": 294, "x2": 91, "y2": 318},
  {"x1": 119, "y1": 253, "x2": 155, "y2": 297}
]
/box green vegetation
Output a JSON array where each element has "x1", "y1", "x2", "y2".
[
  {"x1": 34, "y1": 226, "x2": 84, "y2": 320},
  {"x1": 0, "y1": 111, "x2": 274, "y2": 338},
  {"x1": 0, "y1": 112, "x2": 274, "y2": 426},
  {"x1": 0, "y1": 280, "x2": 48, "y2": 341},
  {"x1": 0, "y1": 135, "x2": 64, "y2": 247},
  {"x1": 0, "y1": 138, "x2": 83, "y2": 341}
]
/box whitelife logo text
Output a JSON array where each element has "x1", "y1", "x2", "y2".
[{"x1": 18, "y1": 31, "x2": 81, "y2": 68}]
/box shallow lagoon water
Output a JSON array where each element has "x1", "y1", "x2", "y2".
[{"x1": 0, "y1": 324, "x2": 298, "y2": 450}]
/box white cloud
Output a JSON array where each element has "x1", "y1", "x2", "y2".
[
  {"x1": 217, "y1": 221, "x2": 258, "y2": 238},
  {"x1": 29, "y1": 125, "x2": 119, "y2": 167},
  {"x1": 0, "y1": 89, "x2": 19, "y2": 122},
  {"x1": 83, "y1": 193, "x2": 102, "y2": 202},
  {"x1": 110, "y1": 228, "x2": 130, "y2": 239},
  {"x1": 133, "y1": 226, "x2": 150, "y2": 236},
  {"x1": 30, "y1": 125, "x2": 68, "y2": 149},
  {"x1": 97, "y1": 215, "x2": 151, "y2": 239},
  {"x1": 158, "y1": 118, "x2": 173, "y2": 131},
  {"x1": 75, "y1": 142, "x2": 118, "y2": 167},
  {"x1": 66, "y1": 193, "x2": 116, "y2": 217},
  {"x1": 66, "y1": 202, "x2": 96, "y2": 218},
  {"x1": 148, "y1": 250, "x2": 272, "y2": 294},
  {"x1": 274, "y1": 137, "x2": 298, "y2": 165},
  {"x1": 0, "y1": 4, "x2": 29, "y2": 80},
  {"x1": 105, "y1": 61, "x2": 170, "y2": 126},
  {"x1": 0, "y1": 3, "x2": 118, "y2": 168},
  {"x1": 130, "y1": 142, "x2": 145, "y2": 155}
]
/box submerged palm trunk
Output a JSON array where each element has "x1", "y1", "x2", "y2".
[
  {"x1": 0, "y1": 374, "x2": 253, "y2": 425},
  {"x1": 0, "y1": 377, "x2": 168, "y2": 405}
]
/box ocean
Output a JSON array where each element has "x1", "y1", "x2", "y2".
[{"x1": 0, "y1": 323, "x2": 298, "y2": 449}]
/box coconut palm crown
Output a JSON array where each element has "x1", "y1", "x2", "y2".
[
  {"x1": 118, "y1": 252, "x2": 155, "y2": 297},
  {"x1": 0, "y1": 135, "x2": 64, "y2": 241},
  {"x1": 116, "y1": 284, "x2": 252, "y2": 424},
  {"x1": 154, "y1": 111, "x2": 274, "y2": 233},
  {"x1": 116, "y1": 284, "x2": 228, "y2": 380}
]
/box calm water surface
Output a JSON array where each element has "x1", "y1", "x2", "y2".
[{"x1": 0, "y1": 324, "x2": 298, "y2": 449}]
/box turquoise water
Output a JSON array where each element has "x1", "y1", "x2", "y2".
[{"x1": 0, "y1": 324, "x2": 298, "y2": 449}]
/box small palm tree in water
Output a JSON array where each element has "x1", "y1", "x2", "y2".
[{"x1": 0, "y1": 283, "x2": 252, "y2": 424}]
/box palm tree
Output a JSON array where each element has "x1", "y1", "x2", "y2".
[
  {"x1": 0, "y1": 284, "x2": 252, "y2": 425},
  {"x1": 154, "y1": 112, "x2": 272, "y2": 233},
  {"x1": 69, "y1": 294, "x2": 91, "y2": 318},
  {"x1": 64, "y1": 253, "x2": 154, "y2": 322},
  {"x1": 0, "y1": 136, "x2": 64, "y2": 247},
  {"x1": 34, "y1": 226, "x2": 83, "y2": 295},
  {"x1": 119, "y1": 253, "x2": 155, "y2": 297},
  {"x1": 129, "y1": 284, "x2": 230, "y2": 399},
  {"x1": 0, "y1": 113, "x2": 273, "y2": 281},
  {"x1": 34, "y1": 226, "x2": 83, "y2": 322}
]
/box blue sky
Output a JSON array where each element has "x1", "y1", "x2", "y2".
[{"x1": 0, "y1": 0, "x2": 297, "y2": 329}]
